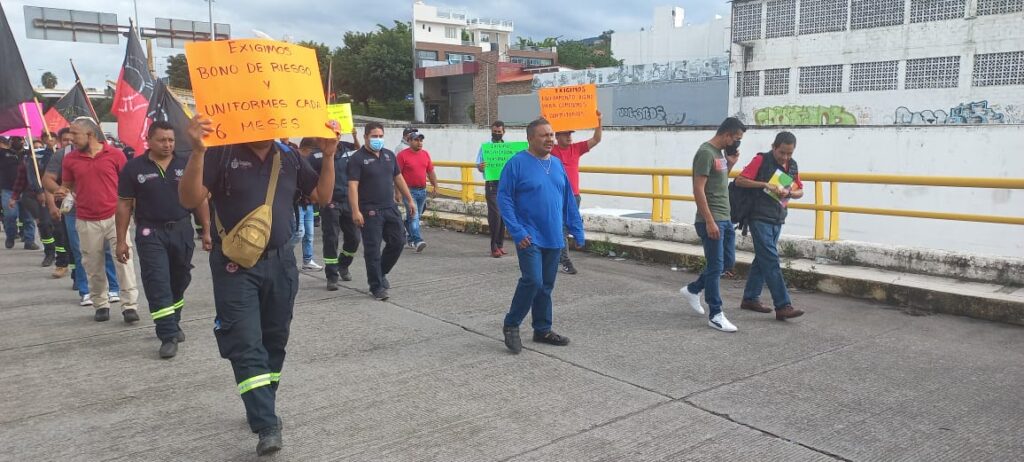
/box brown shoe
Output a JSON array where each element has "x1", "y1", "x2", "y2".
[
  {"x1": 740, "y1": 299, "x2": 772, "y2": 313},
  {"x1": 51, "y1": 266, "x2": 69, "y2": 279},
  {"x1": 775, "y1": 305, "x2": 805, "y2": 321}
]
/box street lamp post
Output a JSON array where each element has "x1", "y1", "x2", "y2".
[{"x1": 205, "y1": 0, "x2": 215, "y2": 41}]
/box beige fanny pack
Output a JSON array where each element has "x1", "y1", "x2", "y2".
[{"x1": 215, "y1": 152, "x2": 281, "y2": 269}]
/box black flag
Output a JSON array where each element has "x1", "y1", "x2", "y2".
[
  {"x1": 0, "y1": 4, "x2": 36, "y2": 132},
  {"x1": 146, "y1": 79, "x2": 193, "y2": 157}
]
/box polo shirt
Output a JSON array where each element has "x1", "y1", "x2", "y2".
[
  {"x1": 309, "y1": 148, "x2": 353, "y2": 204},
  {"x1": 117, "y1": 152, "x2": 191, "y2": 223},
  {"x1": 347, "y1": 147, "x2": 400, "y2": 211},
  {"x1": 62, "y1": 144, "x2": 127, "y2": 220},
  {"x1": 551, "y1": 140, "x2": 590, "y2": 195},
  {"x1": 203, "y1": 143, "x2": 318, "y2": 249},
  {"x1": 396, "y1": 148, "x2": 434, "y2": 188}
]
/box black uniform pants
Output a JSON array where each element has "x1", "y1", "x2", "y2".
[
  {"x1": 485, "y1": 181, "x2": 505, "y2": 251},
  {"x1": 19, "y1": 195, "x2": 63, "y2": 262},
  {"x1": 210, "y1": 245, "x2": 298, "y2": 433},
  {"x1": 321, "y1": 201, "x2": 360, "y2": 281},
  {"x1": 136, "y1": 217, "x2": 195, "y2": 341},
  {"x1": 360, "y1": 206, "x2": 405, "y2": 293}
]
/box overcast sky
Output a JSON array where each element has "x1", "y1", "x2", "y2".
[{"x1": 6, "y1": 0, "x2": 729, "y2": 90}]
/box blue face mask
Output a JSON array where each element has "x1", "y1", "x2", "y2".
[{"x1": 369, "y1": 138, "x2": 385, "y2": 151}]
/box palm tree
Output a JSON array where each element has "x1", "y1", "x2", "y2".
[{"x1": 41, "y1": 71, "x2": 58, "y2": 89}]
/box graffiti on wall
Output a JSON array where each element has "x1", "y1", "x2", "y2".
[
  {"x1": 894, "y1": 101, "x2": 1007, "y2": 125},
  {"x1": 753, "y1": 105, "x2": 857, "y2": 126},
  {"x1": 532, "y1": 57, "x2": 729, "y2": 90},
  {"x1": 615, "y1": 105, "x2": 687, "y2": 126}
]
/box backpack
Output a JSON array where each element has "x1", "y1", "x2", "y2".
[
  {"x1": 728, "y1": 152, "x2": 773, "y2": 235},
  {"x1": 214, "y1": 148, "x2": 282, "y2": 269}
]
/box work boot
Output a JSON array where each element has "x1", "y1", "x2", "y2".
[
  {"x1": 122, "y1": 309, "x2": 140, "y2": 324},
  {"x1": 503, "y1": 325, "x2": 522, "y2": 354},
  {"x1": 41, "y1": 254, "x2": 55, "y2": 267},
  {"x1": 176, "y1": 328, "x2": 186, "y2": 342},
  {"x1": 4, "y1": 236, "x2": 13, "y2": 249},
  {"x1": 326, "y1": 280, "x2": 339, "y2": 291},
  {"x1": 740, "y1": 299, "x2": 772, "y2": 313},
  {"x1": 51, "y1": 266, "x2": 68, "y2": 279},
  {"x1": 159, "y1": 338, "x2": 178, "y2": 359},
  {"x1": 256, "y1": 425, "x2": 283, "y2": 456},
  {"x1": 94, "y1": 308, "x2": 110, "y2": 322},
  {"x1": 776, "y1": 305, "x2": 805, "y2": 321},
  {"x1": 339, "y1": 268, "x2": 352, "y2": 281}
]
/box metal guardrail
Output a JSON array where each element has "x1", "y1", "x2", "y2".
[{"x1": 432, "y1": 161, "x2": 1024, "y2": 241}]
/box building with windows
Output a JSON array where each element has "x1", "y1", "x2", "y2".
[
  {"x1": 412, "y1": 1, "x2": 558, "y2": 124},
  {"x1": 611, "y1": 6, "x2": 730, "y2": 65},
  {"x1": 728, "y1": 0, "x2": 1024, "y2": 126}
]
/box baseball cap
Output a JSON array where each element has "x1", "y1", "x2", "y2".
[{"x1": 402, "y1": 127, "x2": 419, "y2": 137}]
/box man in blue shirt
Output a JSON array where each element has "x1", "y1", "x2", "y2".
[{"x1": 497, "y1": 118, "x2": 585, "y2": 354}]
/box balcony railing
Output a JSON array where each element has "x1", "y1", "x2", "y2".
[
  {"x1": 509, "y1": 44, "x2": 556, "y2": 53},
  {"x1": 468, "y1": 18, "x2": 513, "y2": 28}
]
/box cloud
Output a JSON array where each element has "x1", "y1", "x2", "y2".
[{"x1": 5, "y1": 0, "x2": 728, "y2": 89}]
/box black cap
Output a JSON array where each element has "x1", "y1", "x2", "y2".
[
  {"x1": 402, "y1": 127, "x2": 419, "y2": 137},
  {"x1": 411, "y1": 133, "x2": 425, "y2": 140}
]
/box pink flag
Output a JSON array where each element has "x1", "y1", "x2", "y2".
[{"x1": 0, "y1": 101, "x2": 46, "y2": 137}]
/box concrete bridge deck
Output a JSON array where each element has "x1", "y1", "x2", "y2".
[{"x1": 1, "y1": 228, "x2": 1022, "y2": 461}]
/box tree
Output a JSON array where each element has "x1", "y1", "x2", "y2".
[
  {"x1": 297, "y1": 40, "x2": 332, "y2": 95},
  {"x1": 41, "y1": 71, "x2": 57, "y2": 89},
  {"x1": 165, "y1": 54, "x2": 191, "y2": 89},
  {"x1": 333, "y1": 21, "x2": 412, "y2": 111}
]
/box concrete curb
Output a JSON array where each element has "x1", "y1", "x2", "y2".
[{"x1": 422, "y1": 209, "x2": 1024, "y2": 326}]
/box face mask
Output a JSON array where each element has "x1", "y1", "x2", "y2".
[
  {"x1": 491, "y1": 133, "x2": 503, "y2": 142},
  {"x1": 725, "y1": 139, "x2": 741, "y2": 155},
  {"x1": 369, "y1": 138, "x2": 385, "y2": 151}
]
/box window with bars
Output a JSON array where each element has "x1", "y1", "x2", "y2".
[
  {"x1": 851, "y1": 0, "x2": 906, "y2": 29},
  {"x1": 799, "y1": 65, "x2": 843, "y2": 93},
  {"x1": 800, "y1": 0, "x2": 848, "y2": 34},
  {"x1": 973, "y1": 51, "x2": 1024, "y2": 86},
  {"x1": 850, "y1": 61, "x2": 898, "y2": 91},
  {"x1": 910, "y1": 0, "x2": 965, "y2": 22},
  {"x1": 736, "y1": 71, "x2": 761, "y2": 96},
  {"x1": 764, "y1": 68, "x2": 791, "y2": 95},
  {"x1": 732, "y1": 2, "x2": 763, "y2": 42},
  {"x1": 976, "y1": 0, "x2": 1024, "y2": 16},
  {"x1": 905, "y1": 56, "x2": 960, "y2": 89},
  {"x1": 766, "y1": 0, "x2": 797, "y2": 38}
]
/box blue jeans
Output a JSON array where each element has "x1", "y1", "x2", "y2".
[
  {"x1": 404, "y1": 188, "x2": 427, "y2": 245},
  {"x1": 292, "y1": 204, "x2": 315, "y2": 262},
  {"x1": 744, "y1": 220, "x2": 791, "y2": 309},
  {"x1": 3, "y1": 189, "x2": 35, "y2": 243},
  {"x1": 65, "y1": 210, "x2": 119, "y2": 296},
  {"x1": 504, "y1": 245, "x2": 560, "y2": 333},
  {"x1": 686, "y1": 220, "x2": 735, "y2": 318}
]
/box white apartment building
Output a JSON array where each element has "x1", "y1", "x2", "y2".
[
  {"x1": 612, "y1": 6, "x2": 731, "y2": 65},
  {"x1": 728, "y1": 0, "x2": 1024, "y2": 126}
]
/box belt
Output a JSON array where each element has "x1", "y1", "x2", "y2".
[{"x1": 138, "y1": 215, "x2": 190, "y2": 230}]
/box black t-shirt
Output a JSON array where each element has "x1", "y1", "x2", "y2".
[
  {"x1": 203, "y1": 143, "x2": 318, "y2": 249},
  {"x1": 117, "y1": 152, "x2": 191, "y2": 223},
  {"x1": 0, "y1": 148, "x2": 20, "y2": 190},
  {"x1": 347, "y1": 147, "x2": 400, "y2": 211}
]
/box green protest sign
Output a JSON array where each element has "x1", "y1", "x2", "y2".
[{"x1": 482, "y1": 142, "x2": 528, "y2": 181}]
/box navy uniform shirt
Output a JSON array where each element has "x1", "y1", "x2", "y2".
[
  {"x1": 118, "y1": 152, "x2": 191, "y2": 223},
  {"x1": 203, "y1": 143, "x2": 318, "y2": 249},
  {"x1": 308, "y1": 141, "x2": 356, "y2": 204},
  {"x1": 347, "y1": 147, "x2": 400, "y2": 211},
  {"x1": 0, "y1": 148, "x2": 20, "y2": 190}
]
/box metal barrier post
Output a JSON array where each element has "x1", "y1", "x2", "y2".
[
  {"x1": 829, "y1": 182, "x2": 840, "y2": 241},
  {"x1": 661, "y1": 175, "x2": 671, "y2": 222},
  {"x1": 814, "y1": 181, "x2": 825, "y2": 240},
  {"x1": 651, "y1": 175, "x2": 663, "y2": 223},
  {"x1": 461, "y1": 167, "x2": 473, "y2": 202}
]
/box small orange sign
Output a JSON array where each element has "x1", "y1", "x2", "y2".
[
  {"x1": 185, "y1": 39, "x2": 334, "y2": 146},
  {"x1": 538, "y1": 84, "x2": 599, "y2": 132}
]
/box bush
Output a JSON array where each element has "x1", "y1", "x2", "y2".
[{"x1": 351, "y1": 100, "x2": 414, "y2": 121}]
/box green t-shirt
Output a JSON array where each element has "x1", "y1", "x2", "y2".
[{"x1": 692, "y1": 142, "x2": 730, "y2": 223}]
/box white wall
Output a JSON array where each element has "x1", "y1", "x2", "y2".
[
  {"x1": 728, "y1": 1, "x2": 1024, "y2": 125},
  {"x1": 612, "y1": 6, "x2": 730, "y2": 65},
  {"x1": 403, "y1": 125, "x2": 1024, "y2": 258},
  {"x1": 413, "y1": 2, "x2": 466, "y2": 46}
]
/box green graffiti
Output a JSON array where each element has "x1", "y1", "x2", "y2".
[{"x1": 754, "y1": 105, "x2": 857, "y2": 126}]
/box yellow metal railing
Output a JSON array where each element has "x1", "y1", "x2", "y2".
[{"x1": 432, "y1": 160, "x2": 1024, "y2": 241}]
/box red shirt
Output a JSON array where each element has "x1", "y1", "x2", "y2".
[
  {"x1": 740, "y1": 154, "x2": 803, "y2": 190},
  {"x1": 551, "y1": 141, "x2": 590, "y2": 195},
  {"x1": 396, "y1": 148, "x2": 434, "y2": 188},
  {"x1": 62, "y1": 144, "x2": 127, "y2": 220}
]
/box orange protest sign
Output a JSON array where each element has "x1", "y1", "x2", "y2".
[
  {"x1": 538, "y1": 84, "x2": 599, "y2": 132},
  {"x1": 185, "y1": 39, "x2": 334, "y2": 146}
]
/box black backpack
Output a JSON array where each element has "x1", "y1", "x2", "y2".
[{"x1": 728, "y1": 152, "x2": 773, "y2": 235}]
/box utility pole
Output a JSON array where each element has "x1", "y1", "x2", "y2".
[{"x1": 206, "y1": 0, "x2": 215, "y2": 41}]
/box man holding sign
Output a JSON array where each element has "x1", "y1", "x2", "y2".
[
  {"x1": 497, "y1": 118, "x2": 584, "y2": 354},
  {"x1": 733, "y1": 131, "x2": 805, "y2": 321},
  {"x1": 551, "y1": 111, "x2": 602, "y2": 275}
]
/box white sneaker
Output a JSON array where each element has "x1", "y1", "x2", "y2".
[
  {"x1": 415, "y1": 241, "x2": 427, "y2": 253},
  {"x1": 302, "y1": 260, "x2": 323, "y2": 270},
  {"x1": 108, "y1": 292, "x2": 121, "y2": 303},
  {"x1": 679, "y1": 287, "x2": 705, "y2": 315},
  {"x1": 708, "y1": 313, "x2": 738, "y2": 333},
  {"x1": 80, "y1": 294, "x2": 93, "y2": 306}
]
